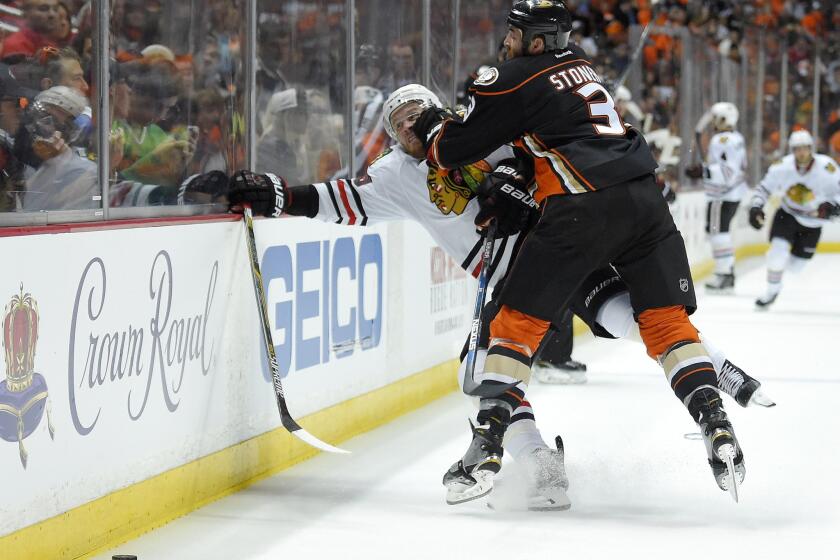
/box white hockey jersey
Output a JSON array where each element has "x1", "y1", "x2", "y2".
[
  {"x1": 752, "y1": 153, "x2": 840, "y2": 228},
  {"x1": 703, "y1": 131, "x2": 748, "y2": 202},
  {"x1": 310, "y1": 144, "x2": 519, "y2": 286}
]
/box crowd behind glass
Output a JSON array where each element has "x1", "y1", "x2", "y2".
[{"x1": 0, "y1": 0, "x2": 837, "y2": 221}]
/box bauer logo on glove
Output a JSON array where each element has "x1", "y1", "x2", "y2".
[{"x1": 228, "y1": 170, "x2": 289, "y2": 217}]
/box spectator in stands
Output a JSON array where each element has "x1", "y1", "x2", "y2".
[
  {"x1": 188, "y1": 88, "x2": 227, "y2": 175},
  {"x1": 113, "y1": 0, "x2": 161, "y2": 61},
  {"x1": 0, "y1": 65, "x2": 37, "y2": 211},
  {"x1": 51, "y1": 1, "x2": 74, "y2": 46},
  {"x1": 255, "y1": 17, "x2": 292, "y2": 133},
  {"x1": 379, "y1": 41, "x2": 417, "y2": 95},
  {"x1": 112, "y1": 63, "x2": 195, "y2": 188},
  {"x1": 18, "y1": 85, "x2": 97, "y2": 211},
  {"x1": 2, "y1": 0, "x2": 61, "y2": 63},
  {"x1": 255, "y1": 87, "x2": 308, "y2": 184}
]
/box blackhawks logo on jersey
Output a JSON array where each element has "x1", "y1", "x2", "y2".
[
  {"x1": 826, "y1": 161, "x2": 837, "y2": 173},
  {"x1": 425, "y1": 160, "x2": 491, "y2": 215},
  {"x1": 785, "y1": 183, "x2": 815, "y2": 205}
]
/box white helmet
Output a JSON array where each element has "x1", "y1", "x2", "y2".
[
  {"x1": 383, "y1": 84, "x2": 442, "y2": 140},
  {"x1": 788, "y1": 130, "x2": 814, "y2": 150},
  {"x1": 710, "y1": 102, "x2": 738, "y2": 129}
]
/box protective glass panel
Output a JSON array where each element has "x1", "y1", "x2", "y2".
[
  {"x1": 108, "y1": 0, "x2": 244, "y2": 209},
  {"x1": 456, "y1": 0, "x2": 506, "y2": 108},
  {"x1": 254, "y1": 0, "x2": 349, "y2": 185},
  {"x1": 429, "y1": 0, "x2": 456, "y2": 107},
  {"x1": 0, "y1": 0, "x2": 103, "y2": 220},
  {"x1": 352, "y1": 0, "x2": 423, "y2": 179}
]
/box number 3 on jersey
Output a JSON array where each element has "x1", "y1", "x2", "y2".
[{"x1": 573, "y1": 82, "x2": 626, "y2": 136}]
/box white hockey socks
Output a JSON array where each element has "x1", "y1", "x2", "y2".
[
  {"x1": 710, "y1": 232, "x2": 735, "y2": 274},
  {"x1": 503, "y1": 417, "x2": 549, "y2": 460}
]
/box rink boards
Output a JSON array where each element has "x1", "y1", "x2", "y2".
[{"x1": 1, "y1": 192, "x2": 839, "y2": 559}]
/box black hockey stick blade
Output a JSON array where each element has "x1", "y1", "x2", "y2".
[
  {"x1": 243, "y1": 206, "x2": 349, "y2": 454},
  {"x1": 461, "y1": 221, "x2": 519, "y2": 398}
]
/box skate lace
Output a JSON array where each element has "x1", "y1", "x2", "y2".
[{"x1": 717, "y1": 361, "x2": 744, "y2": 398}]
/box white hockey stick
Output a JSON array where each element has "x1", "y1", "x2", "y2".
[{"x1": 242, "y1": 206, "x2": 349, "y2": 454}]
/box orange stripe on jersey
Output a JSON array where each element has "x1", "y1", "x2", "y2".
[
  {"x1": 531, "y1": 134, "x2": 596, "y2": 192},
  {"x1": 514, "y1": 138, "x2": 571, "y2": 200},
  {"x1": 470, "y1": 59, "x2": 587, "y2": 96}
]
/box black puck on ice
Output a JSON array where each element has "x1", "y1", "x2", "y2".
[{"x1": 112, "y1": 556, "x2": 138, "y2": 560}]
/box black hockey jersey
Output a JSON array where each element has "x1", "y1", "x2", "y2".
[{"x1": 428, "y1": 44, "x2": 657, "y2": 202}]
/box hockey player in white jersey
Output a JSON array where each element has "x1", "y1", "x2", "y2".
[
  {"x1": 687, "y1": 102, "x2": 749, "y2": 292},
  {"x1": 223, "y1": 84, "x2": 772, "y2": 508},
  {"x1": 749, "y1": 130, "x2": 840, "y2": 308}
]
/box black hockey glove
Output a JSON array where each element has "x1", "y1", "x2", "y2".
[
  {"x1": 178, "y1": 170, "x2": 230, "y2": 205},
  {"x1": 817, "y1": 201, "x2": 840, "y2": 220},
  {"x1": 748, "y1": 206, "x2": 765, "y2": 230},
  {"x1": 410, "y1": 106, "x2": 451, "y2": 151},
  {"x1": 684, "y1": 163, "x2": 705, "y2": 179},
  {"x1": 474, "y1": 158, "x2": 539, "y2": 237},
  {"x1": 228, "y1": 170, "x2": 288, "y2": 217}
]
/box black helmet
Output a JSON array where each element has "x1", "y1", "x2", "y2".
[{"x1": 507, "y1": 0, "x2": 572, "y2": 52}]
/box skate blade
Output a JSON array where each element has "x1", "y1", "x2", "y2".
[
  {"x1": 445, "y1": 470, "x2": 495, "y2": 505},
  {"x1": 716, "y1": 443, "x2": 741, "y2": 503},
  {"x1": 748, "y1": 389, "x2": 776, "y2": 408},
  {"x1": 527, "y1": 488, "x2": 572, "y2": 511}
]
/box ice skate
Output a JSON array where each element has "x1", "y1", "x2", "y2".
[
  {"x1": 522, "y1": 436, "x2": 571, "y2": 511},
  {"x1": 532, "y1": 359, "x2": 587, "y2": 385},
  {"x1": 705, "y1": 272, "x2": 735, "y2": 294},
  {"x1": 717, "y1": 360, "x2": 776, "y2": 408},
  {"x1": 443, "y1": 420, "x2": 504, "y2": 505},
  {"x1": 690, "y1": 389, "x2": 746, "y2": 501},
  {"x1": 755, "y1": 292, "x2": 778, "y2": 309}
]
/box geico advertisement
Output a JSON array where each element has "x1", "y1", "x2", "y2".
[
  {"x1": 0, "y1": 219, "x2": 388, "y2": 535},
  {"x1": 252, "y1": 218, "x2": 389, "y2": 418}
]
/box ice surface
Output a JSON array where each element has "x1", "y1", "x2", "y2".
[{"x1": 97, "y1": 255, "x2": 840, "y2": 560}]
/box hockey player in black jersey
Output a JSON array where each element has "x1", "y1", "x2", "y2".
[{"x1": 412, "y1": 0, "x2": 748, "y2": 501}]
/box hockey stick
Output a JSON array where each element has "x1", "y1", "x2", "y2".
[
  {"x1": 611, "y1": 21, "x2": 654, "y2": 96},
  {"x1": 242, "y1": 206, "x2": 349, "y2": 453},
  {"x1": 462, "y1": 220, "x2": 519, "y2": 398}
]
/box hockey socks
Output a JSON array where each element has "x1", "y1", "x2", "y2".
[{"x1": 660, "y1": 341, "x2": 719, "y2": 408}]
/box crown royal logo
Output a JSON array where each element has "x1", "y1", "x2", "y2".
[{"x1": 1, "y1": 284, "x2": 54, "y2": 468}]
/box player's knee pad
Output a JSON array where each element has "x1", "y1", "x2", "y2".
[
  {"x1": 594, "y1": 292, "x2": 635, "y2": 339},
  {"x1": 660, "y1": 341, "x2": 718, "y2": 405},
  {"x1": 787, "y1": 255, "x2": 809, "y2": 274},
  {"x1": 637, "y1": 305, "x2": 700, "y2": 359},
  {"x1": 766, "y1": 237, "x2": 792, "y2": 272}
]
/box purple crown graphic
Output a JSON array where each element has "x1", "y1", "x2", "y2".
[{"x1": 1, "y1": 285, "x2": 54, "y2": 468}]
